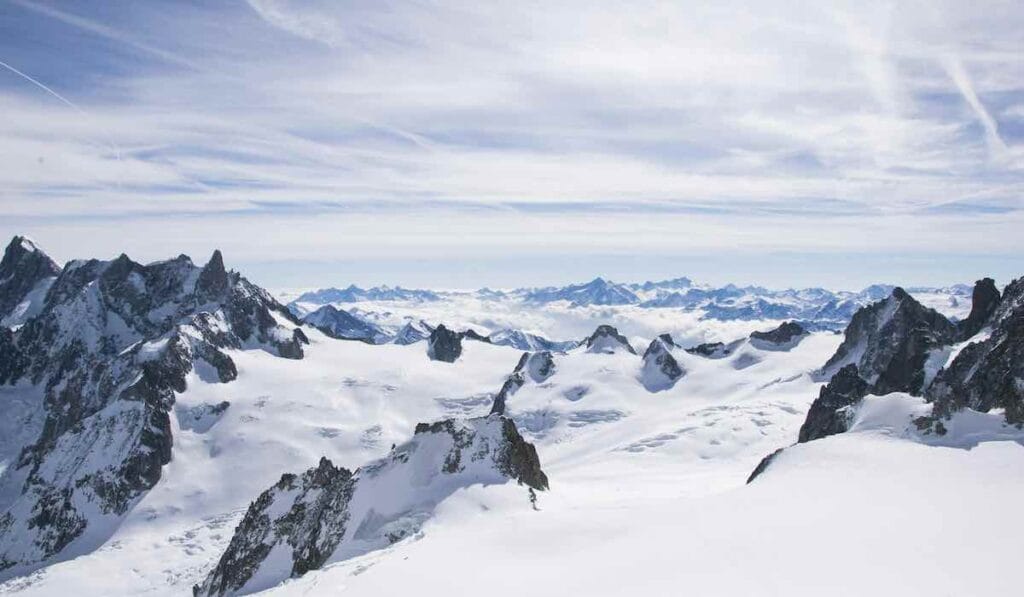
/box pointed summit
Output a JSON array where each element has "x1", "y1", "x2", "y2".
[
  {"x1": 820, "y1": 287, "x2": 956, "y2": 395},
  {"x1": 585, "y1": 324, "x2": 636, "y2": 354},
  {"x1": 1, "y1": 235, "x2": 61, "y2": 326},
  {"x1": 2, "y1": 235, "x2": 59, "y2": 274},
  {"x1": 957, "y1": 278, "x2": 1000, "y2": 340},
  {"x1": 197, "y1": 249, "x2": 230, "y2": 297}
]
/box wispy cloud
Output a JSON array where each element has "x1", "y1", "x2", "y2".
[
  {"x1": 0, "y1": 0, "x2": 1022, "y2": 286},
  {"x1": 943, "y1": 55, "x2": 1009, "y2": 161}
]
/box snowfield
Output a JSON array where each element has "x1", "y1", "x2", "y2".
[{"x1": 3, "y1": 316, "x2": 1021, "y2": 596}]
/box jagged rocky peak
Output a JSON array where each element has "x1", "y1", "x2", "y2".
[
  {"x1": 0, "y1": 235, "x2": 61, "y2": 326},
  {"x1": 585, "y1": 324, "x2": 636, "y2": 354},
  {"x1": 819, "y1": 287, "x2": 956, "y2": 395},
  {"x1": 749, "y1": 321, "x2": 807, "y2": 350},
  {"x1": 0, "y1": 245, "x2": 309, "y2": 580},
  {"x1": 640, "y1": 335, "x2": 684, "y2": 392},
  {"x1": 0, "y1": 235, "x2": 59, "y2": 276},
  {"x1": 196, "y1": 249, "x2": 230, "y2": 298},
  {"x1": 194, "y1": 457, "x2": 355, "y2": 597},
  {"x1": 490, "y1": 351, "x2": 556, "y2": 415},
  {"x1": 926, "y1": 275, "x2": 1024, "y2": 427},
  {"x1": 957, "y1": 277, "x2": 1001, "y2": 340},
  {"x1": 798, "y1": 364, "x2": 869, "y2": 443},
  {"x1": 427, "y1": 324, "x2": 463, "y2": 362},
  {"x1": 196, "y1": 415, "x2": 547, "y2": 597}
]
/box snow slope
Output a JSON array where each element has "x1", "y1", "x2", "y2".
[
  {"x1": 263, "y1": 420, "x2": 1022, "y2": 597},
  {"x1": 2, "y1": 302, "x2": 1020, "y2": 596}
]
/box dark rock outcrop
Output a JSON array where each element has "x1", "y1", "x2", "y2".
[
  {"x1": 490, "y1": 351, "x2": 556, "y2": 415},
  {"x1": 427, "y1": 324, "x2": 463, "y2": 362},
  {"x1": 927, "y1": 277, "x2": 1024, "y2": 426},
  {"x1": 0, "y1": 236, "x2": 60, "y2": 327},
  {"x1": 640, "y1": 336, "x2": 684, "y2": 392},
  {"x1": 584, "y1": 325, "x2": 636, "y2": 354},
  {"x1": 685, "y1": 341, "x2": 731, "y2": 358},
  {"x1": 461, "y1": 328, "x2": 491, "y2": 343},
  {"x1": 956, "y1": 278, "x2": 1000, "y2": 340},
  {"x1": 749, "y1": 321, "x2": 807, "y2": 349},
  {"x1": 820, "y1": 288, "x2": 956, "y2": 395},
  {"x1": 797, "y1": 364, "x2": 869, "y2": 443},
  {"x1": 195, "y1": 458, "x2": 355, "y2": 597},
  {"x1": 749, "y1": 278, "x2": 1024, "y2": 483},
  {"x1": 0, "y1": 240, "x2": 306, "y2": 579},
  {"x1": 195, "y1": 415, "x2": 546, "y2": 596},
  {"x1": 746, "y1": 448, "x2": 784, "y2": 484}
]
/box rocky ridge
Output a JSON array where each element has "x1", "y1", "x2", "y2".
[
  {"x1": 750, "y1": 277, "x2": 1024, "y2": 482},
  {"x1": 194, "y1": 414, "x2": 547, "y2": 596},
  {"x1": 0, "y1": 239, "x2": 307, "y2": 579}
]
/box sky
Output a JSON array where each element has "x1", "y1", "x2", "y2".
[{"x1": 0, "y1": 0, "x2": 1022, "y2": 292}]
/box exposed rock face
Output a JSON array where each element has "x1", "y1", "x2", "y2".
[
  {"x1": 584, "y1": 325, "x2": 636, "y2": 355},
  {"x1": 956, "y1": 278, "x2": 1000, "y2": 341},
  {"x1": 195, "y1": 415, "x2": 547, "y2": 596},
  {"x1": 427, "y1": 324, "x2": 463, "y2": 362},
  {"x1": 749, "y1": 321, "x2": 807, "y2": 350},
  {"x1": 490, "y1": 351, "x2": 556, "y2": 415},
  {"x1": 0, "y1": 236, "x2": 60, "y2": 328},
  {"x1": 640, "y1": 336, "x2": 684, "y2": 392},
  {"x1": 194, "y1": 458, "x2": 355, "y2": 597},
  {"x1": 685, "y1": 341, "x2": 731, "y2": 358},
  {"x1": 461, "y1": 328, "x2": 492, "y2": 343},
  {"x1": 927, "y1": 277, "x2": 1024, "y2": 426},
  {"x1": 797, "y1": 364, "x2": 869, "y2": 443},
  {"x1": 745, "y1": 448, "x2": 784, "y2": 484},
  {"x1": 0, "y1": 240, "x2": 306, "y2": 580},
  {"x1": 820, "y1": 288, "x2": 956, "y2": 395},
  {"x1": 751, "y1": 277, "x2": 1024, "y2": 483}
]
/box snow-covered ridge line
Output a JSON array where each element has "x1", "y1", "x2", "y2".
[
  {"x1": 194, "y1": 414, "x2": 547, "y2": 597},
  {"x1": 0, "y1": 236, "x2": 308, "y2": 580},
  {"x1": 749, "y1": 277, "x2": 1024, "y2": 483}
]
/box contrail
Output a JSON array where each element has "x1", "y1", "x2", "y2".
[
  {"x1": 0, "y1": 58, "x2": 123, "y2": 163},
  {"x1": 0, "y1": 58, "x2": 87, "y2": 116}
]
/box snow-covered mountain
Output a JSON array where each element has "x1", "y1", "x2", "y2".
[
  {"x1": 292, "y1": 285, "x2": 440, "y2": 309},
  {"x1": 749, "y1": 277, "x2": 1024, "y2": 481},
  {"x1": 1, "y1": 235, "x2": 1022, "y2": 597},
  {"x1": 0, "y1": 244, "x2": 309, "y2": 580},
  {"x1": 522, "y1": 277, "x2": 640, "y2": 306},
  {"x1": 0, "y1": 237, "x2": 60, "y2": 329},
  {"x1": 285, "y1": 276, "x2": 974, "y2": 344},
  {"x1": 301, "y1": 305, "x2": 389, "y2": 344}
]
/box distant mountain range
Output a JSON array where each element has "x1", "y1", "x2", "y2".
[{"x1": 287, "y1": 277, "x2": 973, "y2": 329}]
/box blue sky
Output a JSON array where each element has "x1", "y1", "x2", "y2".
[{"x1": 1, "y1": 0, "x2": 1023, "y2": 291}]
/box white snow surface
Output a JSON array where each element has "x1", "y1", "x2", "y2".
[
  {"x1": 2, "y1": 320, "x2": 1022, "y2": 596},
  {"x1": 0, "y1": 277, "x2": 55, "y2": 329}
]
